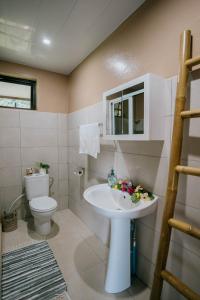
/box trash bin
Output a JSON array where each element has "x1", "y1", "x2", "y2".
[{"x1": 2, "y1": 211, "x2": 17, "y2": 232}]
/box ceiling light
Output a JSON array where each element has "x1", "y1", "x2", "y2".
[{"x1": 42, "y1": 38, "x2": 51, "y2": 45}]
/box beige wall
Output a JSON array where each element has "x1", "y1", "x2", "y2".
[
  {"x1": 0, "y1": 61, "x2": 69, "y2": 113},
  {"x1": 69, "y1": 0, "x2": 200, "y2": 112},
  {"x1": 1, "y1": 0, "x2": 200, "y2": 114}
]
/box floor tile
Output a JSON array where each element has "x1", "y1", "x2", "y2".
[{"x1": 2, "y1": 209, "x2": 150, "y2": 300}]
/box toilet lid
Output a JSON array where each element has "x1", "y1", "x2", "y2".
[{"x1": 30, "y1": 196, "x2": 57, "y2": 212}]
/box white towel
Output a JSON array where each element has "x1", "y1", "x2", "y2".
[{"x1": 79, "y1": 123, "x2": 100, "y2": 158}]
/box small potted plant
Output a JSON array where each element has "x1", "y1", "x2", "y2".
[{"x1": 39, "y1": 162, "x2": 50, "y2": 174}]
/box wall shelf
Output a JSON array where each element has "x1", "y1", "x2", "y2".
[{"x1": 103, "y1": 73, "x2": 166, "y2": 141}]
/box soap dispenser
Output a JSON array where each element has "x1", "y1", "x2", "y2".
[{"x1": 107, "y1": 168, "x2": 117, "y2": 187}]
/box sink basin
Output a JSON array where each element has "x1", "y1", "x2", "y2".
[
  {"x1": 83, "y1": 183, "x2": 159, "y2": 293},
  {"x1": 83, "y1": 183, "x2": 158, "y2": 219}
]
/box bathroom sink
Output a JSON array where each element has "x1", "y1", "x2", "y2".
[
  {"x1": 83, "y1": 183, "x2": 159, "y2": 294},
  {"x1": 83, "y1": 183, "x2": 158, "y2": 219}
]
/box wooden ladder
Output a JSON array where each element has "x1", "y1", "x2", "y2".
[{"x1": 150, "y1": 30, "x2": 200, "y2": 300}]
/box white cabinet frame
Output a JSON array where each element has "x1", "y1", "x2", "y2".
[{"x1": 103, "y1": 73, "x2": 165, "y2": 141}]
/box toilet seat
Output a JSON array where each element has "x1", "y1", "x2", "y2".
[{"x1": 30, "y1": 196, "x2": 57, "y2": 212}]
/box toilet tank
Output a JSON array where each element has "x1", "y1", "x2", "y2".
[{"x1": 24, "y1": 174, "x2": 49, "y2": 201}]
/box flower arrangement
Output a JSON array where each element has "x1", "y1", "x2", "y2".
[{"x1": 112, "y1": 180, "x2": 154, "y2": 204}]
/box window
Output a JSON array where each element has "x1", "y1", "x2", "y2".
[{"x1": 0, "y1": 75, "x2": 36, "y2": 110}]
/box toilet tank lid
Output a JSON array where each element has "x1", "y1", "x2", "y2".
[
  {"x1": 24, "y1": 174, "x2": 49, "y2": 180},
  {"x1": 30, "y1": 196, "x2": 57, "y2": 211}
]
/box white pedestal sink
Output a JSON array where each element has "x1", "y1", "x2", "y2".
[{"x1": 83, "y1": 183, "x2": 158, "y2": 293}]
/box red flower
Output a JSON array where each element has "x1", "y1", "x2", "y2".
[
  {"x1": 121, "y1": 186, "x2": 127, "y2": 192},
  {"x1": 127, "y1": 187, "x2": 134, "y2": 195}
]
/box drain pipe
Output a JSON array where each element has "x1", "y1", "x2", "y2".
[{"x1": 7, "y1": 193, "x2": 25, "y2": 215}]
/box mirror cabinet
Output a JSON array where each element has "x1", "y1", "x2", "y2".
[{"x1": 103, "y1": 73, "x2": 165, "y2": 140}]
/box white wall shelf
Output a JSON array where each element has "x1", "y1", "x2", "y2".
[{"x1": 103, "y1": 73, "x2": 166, "y2": 141}]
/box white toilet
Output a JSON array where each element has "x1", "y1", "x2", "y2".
[{"x1": 24, "y1": 174, "x2": 57, "y2": 235}]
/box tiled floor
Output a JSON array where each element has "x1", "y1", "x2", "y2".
[{"x1": 2, "y1": 209, "x2": 150, "y2": 300}]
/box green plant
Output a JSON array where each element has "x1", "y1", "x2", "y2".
[{"x1": 39, "y1": 162, "x2": 50, "y2": 173}]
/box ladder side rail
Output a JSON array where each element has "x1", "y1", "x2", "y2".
[{"x1": 150, "y1": 30, "x2": 192, "y2": 300}]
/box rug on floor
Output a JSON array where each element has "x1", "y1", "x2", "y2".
[{"x1": 2, "y1": 241, "x2": 67, "y2": 300}]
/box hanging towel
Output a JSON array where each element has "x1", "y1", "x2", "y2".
[{"x1": 79, "y1": 123, "x2": 100, "y2": 158}]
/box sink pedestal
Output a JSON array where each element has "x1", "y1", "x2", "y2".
[
  {"x1": 84, "y1": 183, "x2": 158, "y2": 294},
  {"x1": 105, "y1": 218, "x2": 131, "y2": 293}
]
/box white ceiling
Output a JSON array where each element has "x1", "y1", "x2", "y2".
[{"x1": 0, "y1": 0, "x2": 145, "y2": 74}]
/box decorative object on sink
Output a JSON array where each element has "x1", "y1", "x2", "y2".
[
  {"x1": 107, "y1": 168, "x2": 117, "y2": 187},
  {"x1": 107, "y1": 169, "x2": 155, "y2": 203},
  {"x1": 114, "y1": 180, "x2": 154, "y2": 203}
]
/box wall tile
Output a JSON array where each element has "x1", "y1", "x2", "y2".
[
  {"x1": 190, "y1": 75, "x2": 200, "y2": 110},
  {"x1": 47, "y1": 163, "x2": 59, "y2": 181},
  {"x1": 0, "y1": 109, "x2": 20, "y2": 128},
  {"x1": 171, "y1": 75, "x2": 177, "y2": 115},
  {"x1": 137, "y1": 253, "x2": 154, "y2": 287},
  {"x1": 58, "y1": 113, "x2": 67, "y2": 132},
  {"x1": 57, "y1": 195, "x2": 68, "y2": 210},
  {"x1": 177, "y1": 159, "x2": 200, "y2": 209},
  {"x1": 21, "y1": 147, "x2": 58, "y2": 166},
  {"x1": 21, "y1": 128, "x2": 57, "y2": 147},
  {"x1": 59, "y1": 163, "x2": 69, "y2": 180},
  {"x1": 58, "y1": 132, "x2": 68, "y2": 147},
  {"x1": 58, "y1": 180, "x2": 68, "y2": 197},
  {"x1": 58, "y1": 147, "x2": 68, "y2": 163},
  {"x1": 0, "y1": 148, "x2": 21, "y2": 168},
  {"x1": 137, "y1": 222, "x2": 159, "y2": 264},
  {"x1": 89, "y1": 150, "x2": 115, "y2": 178},
  {"x1": 167, "y1": 240, "x2": 200, "y2": 296},
  {"x1": 68, "y1": 146, "x2": 87, "y2": 167},
  {"x1": 0, "y1": 167, "x2": 21, "y2": 188},
  {"x1": 139, "y1": 196, "x2": 165, "y2": 232},
  {"x1": 164, "y1": 78, "x2": 172, "y2": 116},
  {"x1": 0, "y1": 185, "x2": 22, "y2": 211},
  {"x1": 68, "y1": 164, "x2": 82, "y2": 197},
  {"x1": 0, "y1": 128, "x2": 20, "y2": 147},
  {"x1": 20, "y1": 110, "x2": 58, "y2": 129},
  {"x1": 113, "y1": 152, "x2": 169, "y2": 196},
  {"x1": 68, "y1": 109, "x2": 88, "y2": 130},
  {"x1": 68, "y1": 128, "x2": 79, "y2": 147}
]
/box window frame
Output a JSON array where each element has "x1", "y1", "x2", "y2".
[{"x1": 0, "y1": 74, "x2": 36, "y2": 110}]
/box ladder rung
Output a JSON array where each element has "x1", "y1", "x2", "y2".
[
  {"x1": 181, "y1": 109, "x2": 200, "y2": 119},
  {"x1": 161, "y1": 270, "x2": 200, "y2": 300},
  {"x1": 185, "y1": 55, "x2": 200, "y2": 67},
  {"x1": 168, "y1": 218, "x2": 200, "y2": 239},
  {"x1": 175, "y1": 165, "x2": 200, "y2": 176}
]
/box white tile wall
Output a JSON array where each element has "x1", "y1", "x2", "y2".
[
  {"x1": 21, "y1": 128, "x2": 58, "y2": 147},
  {"x1": 0, "y1": 128, "x2": 20, "y2": 147},
  {"x1": 67, "y1": 75, "x2": 200, "y2": 296},
  {"x1": 0, "y1": 109, "x2": 20, "y2": 128},
  {"x1": 0, "y1": 108, "x2": 68, "y2": 214},
  {"x1": 20, "y1": 110, "x2": 58, "y2": 129}
]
